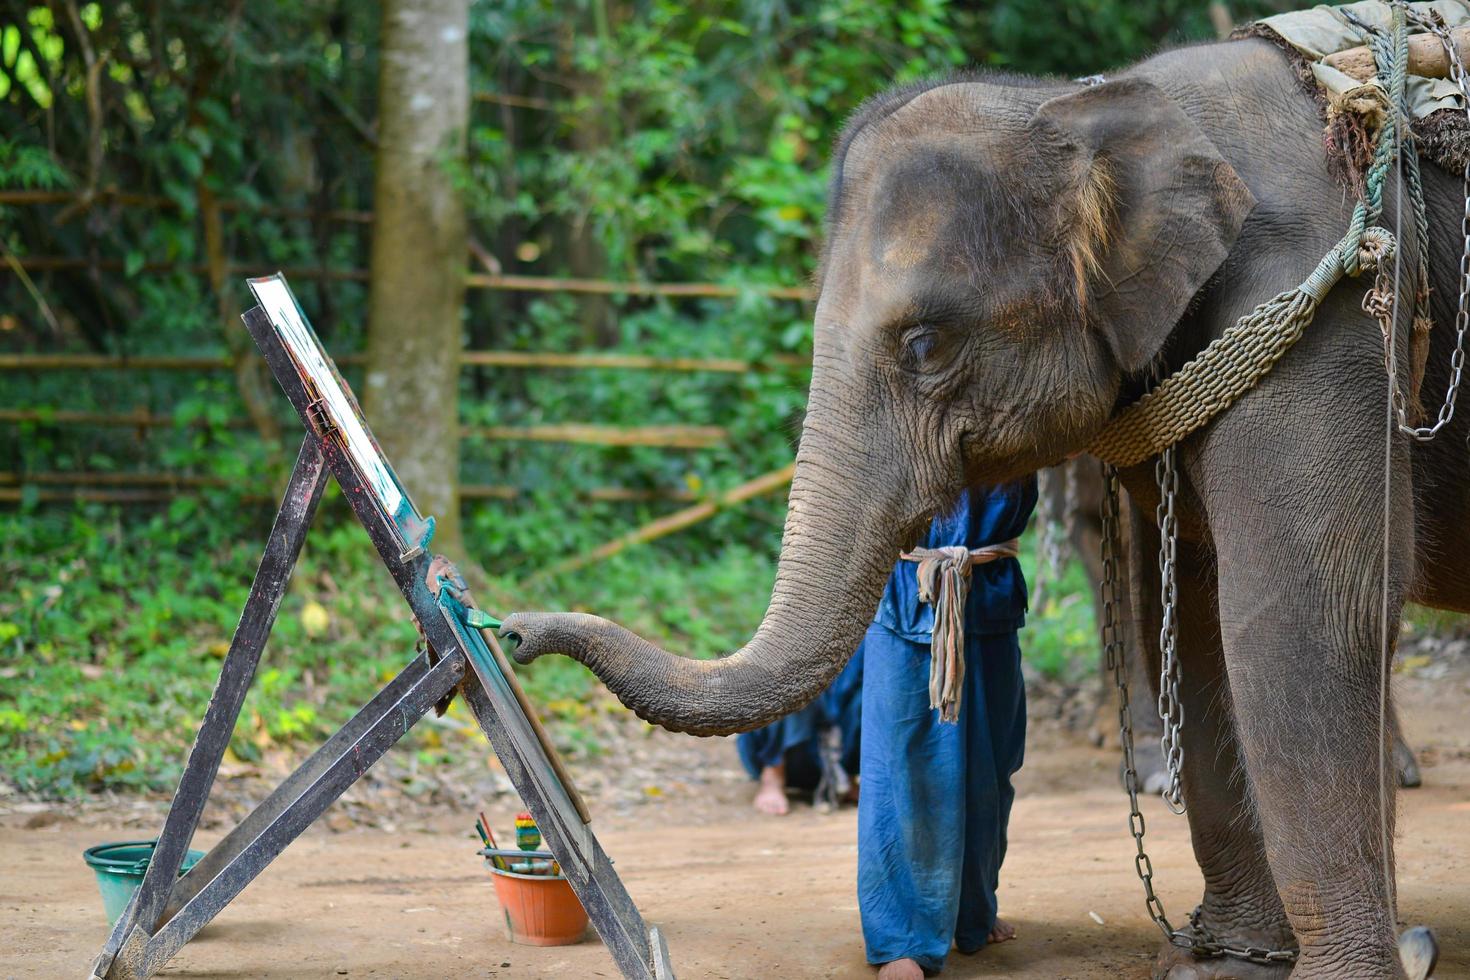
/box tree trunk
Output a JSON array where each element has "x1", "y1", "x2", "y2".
[
  {"x1": 557, "y1": 16, "x2": 615, "y2": 346},
  {"x1": 365, "y1": 0, "x2": 469, "y2": 555}
]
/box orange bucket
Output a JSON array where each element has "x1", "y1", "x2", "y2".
[{"x1": 488, "y1": 865, "x2": 589, "y2": 946}]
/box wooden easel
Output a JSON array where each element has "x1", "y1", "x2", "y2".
[{"x1": 88, "y1": 273, "x2": 675, "y2": 980}]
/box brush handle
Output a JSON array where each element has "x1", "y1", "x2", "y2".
[{"x1": 478, "y1": 847, "x2": 555, "y2": 861}]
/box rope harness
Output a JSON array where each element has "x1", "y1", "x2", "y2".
[
  {"x1": 1088, "y1": 3, "x2": 1470, "y2": 966},
  {"x1": 901, "y1": 539, "x2": 1019, "y2": 722}
]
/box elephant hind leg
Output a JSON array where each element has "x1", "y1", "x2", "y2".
[
  {"x1": 1390, "y1": 702, "x2": 1422, "y2": 789},
  {"x1": 1122, "y1": 522, "x2": 1294, "y2": 976},
  {"x1": 1207, "y1": 509, "x2": 1407, "y2": 974}
]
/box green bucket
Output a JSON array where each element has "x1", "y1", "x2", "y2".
[{"x1": 83, "y1": 840, "x2": 204, "y2": 926}]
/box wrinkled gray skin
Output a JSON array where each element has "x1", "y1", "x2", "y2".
[
  {"x1": 1053, "y1": 459, "x2": 1421, "y2": 791},
  {"x1": 505, "y1": 38, "x2": 1467, "y2": 978}
]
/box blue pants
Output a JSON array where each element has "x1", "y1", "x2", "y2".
[
  {"x1": 736, "y1": 643, "x2": 863, "y2": 789},
  {"x1": 857, "y1": 622, "x2": 1026, "y2": 973}
]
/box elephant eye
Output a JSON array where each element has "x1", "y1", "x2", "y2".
[{"x1": 898, "y1": 324, "x2": 939, "y2": 373}]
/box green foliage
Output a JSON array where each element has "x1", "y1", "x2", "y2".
[
  {"x1": 0, "y1": 496, "x2": 779, "y2": 795},
  {"x1": 1016, "y1": 550, "x2": 1098, "y2": 684},
  {"x1": 1, "y1": 1, "x2": 1256, "y2": 795},
  {"x1": 975, "y1": 1, "x2": 1280, "y2": 76}
]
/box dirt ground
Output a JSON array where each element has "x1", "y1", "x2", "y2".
[{"x1": 3, "y1": 662, "x2": 1467, "y2": 979}]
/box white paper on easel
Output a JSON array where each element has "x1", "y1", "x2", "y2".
[{"x1": 248, "y1": 275, "x2": 403, "y2": 515}]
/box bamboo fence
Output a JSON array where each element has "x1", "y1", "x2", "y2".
[
  {"x1": 1, "y1": 189, "x2": 817, "y2": 301},
  {"x1": 0, "y1": 471, "x2": 701, "y2": 505},
  {"x1": 0, "y1": 409, "x2": 729, "y2": 449},
  {"x1": 3, "y1": 189, "x2": 807, "y2": 567},
  {"x1": 10, "y1": 254, "x2": 814, "y2": 301},
  {"x1": 531, "y1": 462, "x2": 796, "y2": 581}
]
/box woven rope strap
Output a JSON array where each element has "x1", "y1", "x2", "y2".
[
  {"x1": 1086, "y1": 225, "x2": 1396, "y2": 468},
  {"x1": 901, "y1": 538, "x2": 1020, "y2": 723}
]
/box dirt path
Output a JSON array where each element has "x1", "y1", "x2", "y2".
[{"x1": 3, "y1": 667, "x2": 1467, "y2": 979}]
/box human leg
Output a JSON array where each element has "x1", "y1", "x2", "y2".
[
  {"x1": 737, "y1": 699, "x2": 824, "y2": 815},
  {"x1": 857, "y1": 623, "x2": 968, "y2": 974},
  {"x1": 953, "y1": 630, "x2": 1025, "y2": 954}
]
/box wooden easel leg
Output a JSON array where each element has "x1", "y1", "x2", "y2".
[
  {"x1": 90, "y1": 437, "x2": 328, "y2": 980},
  {"x1": 650, "y1": 926, "x2": 677, "y2": 980},
  {"x1": 162, "y1": 648, "x2": 437, "y2": 918},
  {"x1": 103, "y1": 651, "x2": 464, "y2": 979}
]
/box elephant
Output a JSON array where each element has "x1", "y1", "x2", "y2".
[
  {"x1": 503, "y1": 34, "x2": 1464, "y2": 979},
  {"x1": 1045, "y1": 459, "x2": 1423, "y2": 791}
]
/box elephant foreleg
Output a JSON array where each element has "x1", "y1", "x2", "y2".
[{"x1": 1202, "y1": 447, "x2": 1409, "y2": 977}]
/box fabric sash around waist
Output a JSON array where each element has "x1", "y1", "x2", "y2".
[{"x1": 899, "y1": 538, "x2": 1021, "y2": 723}]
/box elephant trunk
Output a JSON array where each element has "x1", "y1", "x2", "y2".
[{"x1": 501, "y1": 390, "x2": 912, "y2": 737}]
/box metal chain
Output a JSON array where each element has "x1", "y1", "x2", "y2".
[
  {"x1": 1377, "y1": 9, "x2": 1470, "y2": 442},
  {"x1": 1100, "y1": 464, "x2": 1176, "y2": 940},
  {"x1": 1153, "y1": 445, "x2": 1186, "y2": 814},
  {"x1": 1100, "y1": 464, "x2": 1298, "y2": 966}
]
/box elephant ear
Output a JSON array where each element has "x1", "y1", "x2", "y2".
[{"x1": 1030, "y1": 77, "x2": 1256, "y2": 374}]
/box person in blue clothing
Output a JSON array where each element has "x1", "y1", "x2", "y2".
[
  {"x1": 861, "y1": 479, "x2": 1036, "y2": 979},
  {"x1": 736, "y1": 645, "x2": 863, "y2": 815}
]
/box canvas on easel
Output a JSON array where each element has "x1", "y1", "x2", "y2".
[{"x1": 88, "y1": 273, "x2": 674, "y2": 980}]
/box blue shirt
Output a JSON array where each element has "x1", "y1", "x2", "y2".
[{"x1": 873, "y1": 480, "x2": 1038, "y2": 642}]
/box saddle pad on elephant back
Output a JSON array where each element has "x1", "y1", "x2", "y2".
[{"x1": 1240, "y1": 0, "x2": 1470, "y2": 182}]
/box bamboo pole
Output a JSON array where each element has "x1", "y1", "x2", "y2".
[
  {"x1": 463, "y1": 350, "x2": 746, "y2": 372},
  {"x1": 0, "y1": 472, "x2": 700, "y2": 503},
  {"x1": 0, "y1": 407, "x2": 218, "y2": 428},
  {"x1": 463, "y1": 423, "x2": 727, "y2": 449},
  {"x1": 0, "y1": 353, "x2": 247, "y2": 370},
  {"x1": 464, "y1": 270, "x2": 813, "y2": 301},
  {"x1": 473, "y1": 91, "x2": 554, "y2": 110},
  {"x1": 14, "y1": 257, "x2": 372, "y2": 281},
  {"x1": 0, "y1": 350, "x2": 808, "y2": 373},
  {"x1": 0, "y1": 487, "x2": 205, "y2": 504},
  {"x1": 0, "y1": 409, "x2": 729, "y2": 448},
  {"x1": 0, "y1": 471, "x2": 231, "y2": 487},
  {"x1": 10, "y1": 256, "x2": 814, "y2": 301},
  {"x1": 528, "y1": 461, "x2": 795, "y2": 581},
  {"x1": 0, "y1": 189, "x2": 373, "y2": 223}
]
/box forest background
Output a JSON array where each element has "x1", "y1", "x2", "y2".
[{"x1": 0, "y1": 1, "x2": 1280, "y2": 798}]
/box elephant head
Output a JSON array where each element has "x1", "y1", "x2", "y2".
[{"x1": 501, "y1": 75, "x2": 1255, "y2": 736}]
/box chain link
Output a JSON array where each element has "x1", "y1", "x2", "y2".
[
  {"x1": 1099, "y1": 464, "x2": 1175, "y2": 943},
  {"x1": 1153, "y1": 445, "x2": 1187, "y2": 814},
  {"x1": 1374, "y1": 9, "x2": 1470, "y2": 442},
  {"x1": 1099, "y1": 464, "x2": 1298, "y2": 966}
]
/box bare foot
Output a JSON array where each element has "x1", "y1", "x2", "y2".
[
  {"x1": 988, "y1": 917, "x2": 1016, "y2": 944},
  {"x1": 877, "y1": 958, "x2": 924, "y2": 980},
  {"x1": 753, "y1": 764, "x2": 789, "y2": 816}
]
